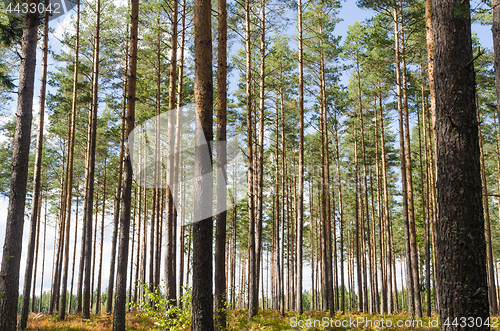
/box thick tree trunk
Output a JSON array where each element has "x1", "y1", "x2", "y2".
[
  {"x1": 0, "y1": 1, "x2": 39, "y2": 329},
  {"x1": 191, "y1": 0, "x2": 214, "y2": 327},
  {"x1": 112, "y1": 0, "x2": 138, "y2": 327},
  {"x1": 432, "y1": 0, "x2": 489, "y2": 329},
  {"x1": 18, "y1": 2, "x2": 48, "y2": 328}
]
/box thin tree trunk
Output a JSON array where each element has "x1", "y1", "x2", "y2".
[
  {"x1": 478, "y1": 105, "x2": 497, "y2": 315},
  {"x1": 106, "y1": 22, "x2": 128, "y2": 313},
  {"x1": 215, "y1": 0, "x2": 227, "y2": 324},
  {"x1": 295, "y1": 0, "x2": 305, "y2": 315},
  {"x1": 82, "y1": 0, "x2": 101, "y2": 318},
  {"x1": 39, "y1": 199, "x2": 48, "y2": 313},
  {"x1": 402, "y1": 32, "x2": 422, "y2": 317},
  {"x1": 393, "y1": 6, "x2": 414, "y2": 316},
  {"x1": 112, "y1": 0, "x2": 138, "y2": 327},
  {"x1": 68, "y1": 193, "x2": 80, "y2": 313},
  {"x1": 246, "y1": 0, "x2": 257, "y2": 319},
  {"x1": 95, "y1": 159, "x2": 107, "y2": 314},
  {"x1": 32, "y1": 192, "x2": 43, "y2": 313},
  {"x1": 165, "y1": 0, "x2": 178, "y2": 301},
  {"x1": 254, "y1": 0, "x2": 265, "y2": 314}
]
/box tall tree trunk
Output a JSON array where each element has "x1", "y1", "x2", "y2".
[
  {"x1": 31, "y1": 192, "x2": 42, "y2": 313},
  {"x1": 58, "y1": 0, "x2": 80, "y2": 319},
  {"x1": 296, "y1": 0, "x2": 305, "y2": 315},
  {"x1": 393, "y1": 6, "x2": 414, "y2": 316},
  {"x1": 478, "y1": 105, "x2": 497, "y2": 315},
  {"x1": 133, "y1": 186, "x2": 141, "y2": 304},
  {"x1": 425, "y1": 0, "x2": 440, "y2": 312},
  {"x1": 68, "y1": 193, "x2": 80, "y2": 313},
  {"x1": 165, "y1": 0, "x2": 178, "y2": 302},
  {"x1": 176, "y1": 0, "x2": 186, "y2": 307},
  {"x1": 96, "y1": 160, "x2": 107, "y2": 314},
  {"x1": 39, "y1": 199, "x2": 48, "y2": 313},
  {"x1": 432, "y1": 0, "x2": 489, "y2": 329},
  {"x1": 106, "y1": 22, "x2": 128, "y2": 314},
  {"x1": 82, "y1": 0, "x2": 101, "y2": 318},
  {"x1": 191, "y1": 0, "x2": 214, "y2": 327},
  {"x1": 353, "y1": 122, "x2": 363, "y2": 311},
  {"x1": 215, "y1": 0, "x2": 227, "y2": 324},
  {"x1": 401, "y1": 33, "x2": 422, "y2": 317},
  {"x1": 334, "y1": 109, "x2": 345, "y2": 314},
  {"x1": 128, "y1": 188, "x2": 137, "y2": 309},
  {"x1": 112, "y1": 0, "x2": 138, "y2": 327},
  {"x1": 419, "y1": 70, "x2": 432, "y2": 317},
  {"x1": 0, "y1": 1, "x2": 39, "y2": 329},
  {"x1": 254, "y1": 0, "x2": 265, "y2": 314},
  {"x1": 18, "y1": 2, "x2": 48, "y2": 328},
  {"x1": 246, "y1": 0, "x2": 257, "y2": 320}
]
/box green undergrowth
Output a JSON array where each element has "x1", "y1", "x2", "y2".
[{"x1": 26, "y1": 309, "x2": 444, "y2": 330}]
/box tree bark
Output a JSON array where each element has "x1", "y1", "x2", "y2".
[
  {"x1": 245, "y1": 0, "x2": 257, "y2": 320},
  {"x1": 432, "y1": 0, "x2": 489, "y2": 329},
  {"x1": 82, "y1": 0, "x2": 101, "y2": 318},
  {"x1": 215, "y1": 0, "x2": 227, "y2": 324},
  {"x1": 0, "y1": 1, "x2": 39, "y2": 329},
  {"x1": 106, "y1": 22, "x2": 128, "y2": 314},
  {"x1": 191, "y1": 0, "x2": 214, "y2": 327},
  {"x1": 165, "y1": 0, "x2": 178, "y2": 302},
  {"x1": 478, "y1": 106, "x2": 497, "y2": 315},
  {"x1": 18, "y1": 1, "x2": 48, "y2": 327},
  {"x1": 296, "y1": 0, "x2": 304, "y2": 315},
  {"x1": 112, "y1": 0, "x2": 138, "y2": 327}
]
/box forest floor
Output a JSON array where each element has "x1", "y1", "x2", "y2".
[{"x1": 26, "y1": 309, "x2": 441, "y2": 330}]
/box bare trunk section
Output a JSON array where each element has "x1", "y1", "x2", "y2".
[
  {"x1": 112, "y1": 0, "x2": 139, "y2": 327},
  {"x1": 18, "y1": 2, "x2": 48, "y2": 328},
  {"x1": 296, "y1": 0, "x2": 304, "y2": 315},
  {"x1": 82, "y1": 0, "x2": 101, "y2": 319},
  {"x1": 432, "y1": 0, "x2": 489, "y2": 329},
  {"x1": 191, "y1": 0, "x2": 214, "y2": 326},
  {"x1": 0, "y1": 1, "x2": 39, "y2": 329},
  {"x1": 215, "y1": 0, "x2": 227, "y2": 325},
  {"x1": 246, "y1": 0, "x2": 257, "y2": 320},
  {"x1": 106, "y1": 21, "x2": 128, "y2": 314},
  {"x1": 165, "y1": 0, "x2": 178, "y2": 303},
  {"x1": 393, "y1": 6, "x2": 414, "y2": 316}
]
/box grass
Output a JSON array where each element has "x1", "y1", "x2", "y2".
[
  {"x1": 26, "y1": 311, "x2": 157, "y2": 331},
  {"x1": 26, "y1": 309, "x2": 441, "y2": 330}
]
